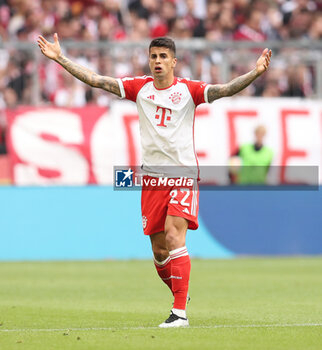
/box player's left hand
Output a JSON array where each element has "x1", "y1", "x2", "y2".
[{"x1": 256, "y1": 48, "x2": 272, "y2": 75}]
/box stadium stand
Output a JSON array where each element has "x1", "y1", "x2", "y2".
[
  {"x1": 0, "y1": 0, "x2": 321, "y2": 108},
  {"x1": 0, "y1": 0, "x2": 320, "y2": 187}
]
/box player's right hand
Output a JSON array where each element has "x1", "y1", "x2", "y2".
[{"x1": 37, "y1": 33, "x2": 62, "y2": 61}]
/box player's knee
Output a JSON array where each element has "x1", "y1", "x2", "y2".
[
  {"x1": 165, "y1": 227, "x2": 183, "y2": 250},
  {"x1": 153, "y1": 247, "x2": 169, "y2": 262}
]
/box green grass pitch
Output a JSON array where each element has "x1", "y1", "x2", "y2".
[{"x1": 0, "y1": 258, "x2": 321, "y2": 350}]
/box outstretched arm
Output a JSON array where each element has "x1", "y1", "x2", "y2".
[
  {"x1": 37, "y1": 33, "x2": 121, "y2": 97},
  {"x1": 207, "y1": 48, "x2": 272, "y2": 103}
]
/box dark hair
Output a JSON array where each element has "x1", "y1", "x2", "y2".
[{"x1": 149, "y1": 37, "x2": 176, "y2": 56}]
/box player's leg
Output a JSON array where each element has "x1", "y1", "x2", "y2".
[
  {"x1": 150, "y1": 231, "x2": 173, "y2": 293},
  {"x1": 141, "y1": 180, "x2": 174, "y2": 294},
  {"x1": 159, "y1": 215, "x2": 190, "y2": 328}
]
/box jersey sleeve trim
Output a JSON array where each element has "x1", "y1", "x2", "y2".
[
  {"x1": 204, "y1": 84, "x2": 210, "y2": 104},
  {"x1": 116, "y1": 78, "x2": 125, "y2": 99}
]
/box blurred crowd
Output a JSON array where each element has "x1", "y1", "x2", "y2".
[
  {"x1": 1, "y1": 0, "x2": 321, "y2": 42},
  {"x1": 0, "y1": 0, "x2": 321, "y2": 121}
]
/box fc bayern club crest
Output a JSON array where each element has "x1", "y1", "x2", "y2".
[
  {"x1": 142, "y1": 216, "x2": 147, "y2": 229},
  {"x1": 169, "y1": 92, "x2": 182, "y2": 104}
]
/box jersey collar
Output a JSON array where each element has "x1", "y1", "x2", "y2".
[{"x1": 153, "y1": 77, "x2": 178, "y2": 90}]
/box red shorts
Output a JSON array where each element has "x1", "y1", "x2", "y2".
[{"x1": 141, "y1": 176, "x2": 199, "y2": 235}]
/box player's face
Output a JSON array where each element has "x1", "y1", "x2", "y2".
[{"x1": 149, "y1": 47, "x2": 177, "y2": 79}]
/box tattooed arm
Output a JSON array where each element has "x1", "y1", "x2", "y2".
[
  {"x1": 207, "y1": 48, "x2": 272, "y2": 103},
  {"x1": 37, "y1": 33, "x2": 121, "y2": 97},
  {"x1": 55, "y1": 55, "x2": 121, "y2": 96}
]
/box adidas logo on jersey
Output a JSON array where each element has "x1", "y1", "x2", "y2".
[{"x1": 147, "y1": 95, "x2": 155, "y2": 100}]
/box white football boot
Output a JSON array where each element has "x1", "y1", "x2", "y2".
[{"x1": 159, "y1": 311, "x2": 189, "y2": 328}]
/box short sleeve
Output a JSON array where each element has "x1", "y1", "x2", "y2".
[
  {"x1": 184, "y1": 79, "x2": 210, "y2": 106},
  {"x1": 117, "y1": 76, "x2": 153, "y2": 102}
]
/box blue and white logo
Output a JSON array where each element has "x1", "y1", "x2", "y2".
[{"x1": 115, "y1": 168, "x2": 134, "y2": 187}]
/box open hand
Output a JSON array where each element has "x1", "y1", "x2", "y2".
[
  {"x1": 37, "y1": 33, "x2": 62, "y2": 61},
  {"x1": 256, "y1": 48, "x2": 272, "y2": 75}
]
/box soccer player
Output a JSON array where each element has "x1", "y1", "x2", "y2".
[{"x1": 37, "y1": 34, "x2": 271, "y2": 328}]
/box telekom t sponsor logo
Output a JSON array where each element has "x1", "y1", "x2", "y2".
[{"x1": 155, "y1": 106, "x2": 172, "y2": 127}]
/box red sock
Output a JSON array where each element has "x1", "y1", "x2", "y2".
[
  {"x1": 169, "y1": 246, "x2": 191, "y2": 310},
  {"x1": 154, "y1": 256, "x2": 173, "y2": 293}
]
